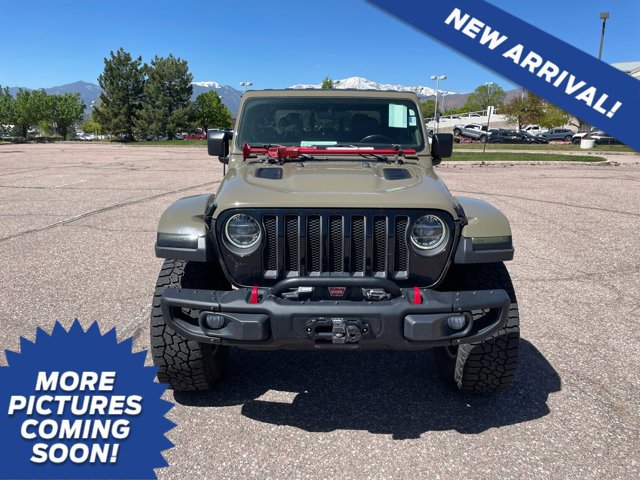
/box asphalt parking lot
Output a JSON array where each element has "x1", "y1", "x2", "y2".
[{"x1": 1, "y1": 143, "x2": 639, "y2": 479}]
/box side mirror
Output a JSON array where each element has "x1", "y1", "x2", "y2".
[
  {"x1": 207, "y1": 129, "x2": 229, "y2": 163},
  {"x1": 431, "y1": 133, "x2": 453, "y2": 165}
]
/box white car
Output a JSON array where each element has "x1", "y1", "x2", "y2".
[{"x1": 522, "y1": 124, "x2": 548, "y2": 136}]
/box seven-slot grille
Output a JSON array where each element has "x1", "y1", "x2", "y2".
[{"x1": 261, "y1": 212, "x2": 410, "y2": 279}]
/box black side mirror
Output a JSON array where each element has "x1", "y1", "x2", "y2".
[
  {"x1": 207, "y1": 129, "x2": 229, "y2": 163},
  {"x1": 431, "y1": 133, "x2": 453, "y2": 165}
]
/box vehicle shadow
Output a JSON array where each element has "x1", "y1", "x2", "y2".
[{"x1": 173, "y1": 339, "x2": 560, "y2": 439}]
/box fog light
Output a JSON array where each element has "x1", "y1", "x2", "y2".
[
  {"x1": 203, "y1": 313, "x2": 225, "y2": 330},
  {"x1": 447, "y1": 315, "x2": 467, "y2": 330}
]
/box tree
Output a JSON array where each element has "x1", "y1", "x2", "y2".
[
  {"x1": 191, "y1": 90, "x2": 232, "y2": 132},
  {"x1": 420, "y1": 98, "x2": 436, "y2": 119},
  {"x1": 136, "y1": 54, "x2": 193, "y2": 139},
  {"x1": 321, "y1": 77, "x2": 334, "y2": 89},
  {"x1": 82, "y1": 114, "x2": 104, "y2": 135},
  {"x1": 94, "y1": 48, "x2": 145, "y2": 140},
  {"x1": 463, "y1": 83, "x2": 506, "y2": 112},
  {"x1": 48, "y1": 93, "x2": 85, "y2": 139},
  {"x1": 540, "y1": 103, "x2": 571, "y2": 129},
  {"x1": 501, "y1": 92, "x2": 545, "y2": 130},
  {"x1": 0, "y1": 85, "x2": 13, "y2": 128},
  {"x1": 12, "y1": 89, "x2": 48, "y2": 138}
]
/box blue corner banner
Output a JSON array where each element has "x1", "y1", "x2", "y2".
[
  {"x1": 367, "y1": 0, "x2": 640, "y2": 151},
  {"x1": 0, "y1": 321, "x2": 174, "y2": 479}
]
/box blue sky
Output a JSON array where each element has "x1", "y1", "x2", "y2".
[{"x1": 1, "y1": 0, "x2": 638, "y2": 93}]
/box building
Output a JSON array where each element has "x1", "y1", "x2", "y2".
[{"x1": 612, "y1": 61, "x2": 640, "y2": 79}]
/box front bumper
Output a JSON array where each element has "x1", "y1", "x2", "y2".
[{"x1": 161, "y1": 277, "x2": 511, "y2": 351}]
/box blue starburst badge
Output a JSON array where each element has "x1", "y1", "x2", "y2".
[{"x1": 0, "y1": 320, "x2": 174, "y2": 479}]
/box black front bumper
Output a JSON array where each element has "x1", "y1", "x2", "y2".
[{"x1": 161, "y1": 277, "x2": 511, "y2": 350}]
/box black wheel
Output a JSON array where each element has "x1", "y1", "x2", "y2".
[
  {"x1": 563, "y1": 135, "x2": 572, "y2": 142},
  {"x1": 479, "y1": 135, "x2": 487, "y2": 143},
  {"x1": 572, "y1": 137, "x2": 581, "y2": 145},
  {"x1": 151, "y1": 259, "x2": 231, "y2": 391},
  {"x1": 453, "y1": 128, "x2": 462, "y2": 136},
  {"x1": 434, "y1": 263, "x2": 519, "y2": 394}
]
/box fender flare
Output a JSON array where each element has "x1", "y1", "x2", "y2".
[
  {"x1": 454, "y1": 196, "x2": 514, "y2": 264},
  {"x1": 155, "y1": 194, "x2": 216, "y2": 262}
]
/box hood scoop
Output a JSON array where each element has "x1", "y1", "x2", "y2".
[
  {"x1": 255, "y1": 167, "x2": 283, "y2": 180},
  {"x1": 383, "y1": 168, "x2": 412, "y2": 180}
]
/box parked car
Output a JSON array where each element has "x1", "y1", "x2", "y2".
[
  {"x1": 184, "y1": 132, "x2": 206, "y2": 140},
  {"x1": 543, "y1": 128, "x2": 575, "y2": 142},
  {"x1": 522, "y1": 124, "x2": 548, "y2": 136},
  {"x1": 453, "y1": 123, "x2": 489, "y2": 143},
  {"x1": 572, "y1": 129, "x2": 624, "y2": 145},
  {"x1": 488, "y1": 129, "x2": 546, "y2": 144}
]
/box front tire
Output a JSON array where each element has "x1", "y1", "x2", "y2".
[
  {"x1": 453, "y1": 128, "x2": 462, "y2": 136},
  {"x1": 434, "y1": 263, "x2": 520, "y2": 393},
  {"x1": 150, "y1": 259, "x2": 230, "y2": 391}
]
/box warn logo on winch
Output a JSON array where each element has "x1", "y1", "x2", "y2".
[{"x1": 328, "y1": 287, "x2": 346, "y2": 298}]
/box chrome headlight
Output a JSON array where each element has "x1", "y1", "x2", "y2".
[
  {"x1": 225, "y1": 214, "x2": 261, "y2": 248},
  {"x1": 410, "y1": 215, "x2": 446, "y2": 250}
]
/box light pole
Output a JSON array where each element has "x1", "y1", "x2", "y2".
[
  {"x1": 430, "y1": 75, "x2": 447, "y2": 133},
  {"x1": 598, "y1": 12, "x2": 609, "y2": 60},
  {"x1": 484, "y1": 81, "x2": 495, "y2": 114},
  {"x1": 239, "y1": 81, "x2": 253, "y2": 92}
]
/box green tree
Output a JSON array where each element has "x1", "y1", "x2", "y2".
[
  {"x1": 463, "y1": 83, "x2": 506, "y2": 112},
  {"x1": 0, "y1": 85, "x2": 13, "y2": 128},
  {"x1": 501, "y1": 92, "x2": 545, "y2": 130},
  {"x1": 420, "y1": 98, "x2": 436, "y2": 119},
  {"x1": 48, "y1": 93, "x2": 85, "y2": 139},
  {"x1": 12, "y1": 89, "x2": 48, "y2": 138},
  {"x1": 540, "y1": 103, "x2": 571, "y2": 129},
  {"x1": 321, "y1": 77, "x2": 334, "y2": 89},
  {"x1": 82, "y1": 114, "x2": 104, "y2": 135},
  {"x1": 136, "y1": 54, "x2": 193, "y2": 139},
  {"x1": 192, "y1": 90, "x2": 232, "y2": 132},
  {"x1": 94, "y1": 48, "x2": 145, "y2": 140}
]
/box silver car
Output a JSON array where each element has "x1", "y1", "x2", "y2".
[{"x1": 453, "y1": 123, "x2": 489, "y2": 142}]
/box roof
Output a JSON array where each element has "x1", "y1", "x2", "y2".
[{"x1": 611, "y1": 61, "x2": 640, "y2": 73}]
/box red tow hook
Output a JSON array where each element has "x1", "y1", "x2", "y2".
[
  {"x1": 413, "y1": 286, "x2": 422, "y2": 305},
  {"x1": 250, "y1": 285, "x2": 260, "y2": 304}
]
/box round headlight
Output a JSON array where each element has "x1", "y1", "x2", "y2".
[
  {"x1": 410, "y1": 215, "x2": 446, "y2": 250},
  {"x1": 225, "y1": 214, "x2": 261, "y2": 248}
]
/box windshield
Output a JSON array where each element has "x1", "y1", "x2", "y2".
[{"x1": 236, "y1": 97, "x2": 425, "y2": 150}]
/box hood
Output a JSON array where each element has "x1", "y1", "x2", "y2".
[{"x1": 212, "y1": 161, "x2": 458, "y2": 218}]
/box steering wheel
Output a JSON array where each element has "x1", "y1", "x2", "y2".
[{"x1": 358, "y1": 134, "x2": 396, "y2": 144}]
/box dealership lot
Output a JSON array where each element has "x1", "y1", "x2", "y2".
[{"x1": 0, "y1": 143, "x2": 639, "y2": 479}]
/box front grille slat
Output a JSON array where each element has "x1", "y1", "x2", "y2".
[
  {"x1": 372, "y1": 216, "x2": 388, "y2": 274},
  {"x1": 285, "y1": 215, "x2": 299, "y2": 274},
  {"x1": 307, "y1": 216, "x2": 322, "y2": 273},
  {"x1": 351, "y1": 216, "x2": 365, "y2": 273},
  {"x1": 329, "y1": 216, "x2": 343, "y2": 272},
  {"x1": 263, "y1": 215, "x2": 278, "y2": 275},
  {"x1": 261, "y1": 212, "x2": 412, "y2": 279}
]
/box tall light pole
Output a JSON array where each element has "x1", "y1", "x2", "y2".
[
  {"x1": 430, "y1": 75, "x2": 447, "y2": 133},
  {"x1": 484, "y1": 81, "x2": 495, "y2": 113},
  {"x1": 239, "y1": 81, "x2": 253, "y2": 92},
  {"x1": 598, "y1": 12, "x2": 609, "y2": 60}
]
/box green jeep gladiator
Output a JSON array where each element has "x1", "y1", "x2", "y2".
[{"x1": 151, "y1": 89, "x2": 518, "y2": 393}]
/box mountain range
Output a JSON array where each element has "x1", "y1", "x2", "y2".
[
  {"x1": 289, "y1": 76, "x2": 457, "y2": 98},
  {"x1": 4, "y1": 76, "x2": 507, "y2": 116}
]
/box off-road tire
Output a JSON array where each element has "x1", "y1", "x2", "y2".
[
  {"x1": 434, "y1": 262, "x2": 519, "y2": 393},
  {"x1": 151, "y1": 259, "x2": 230, "y2": 391}
]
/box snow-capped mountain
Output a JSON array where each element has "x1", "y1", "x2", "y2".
[{"x1": 288, "y1": 76, "x2": 456, "y2": 97}]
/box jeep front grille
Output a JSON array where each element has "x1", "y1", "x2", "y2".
[{"x1": 261, "y1": 212, "x2": 410, "y2": 280}]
